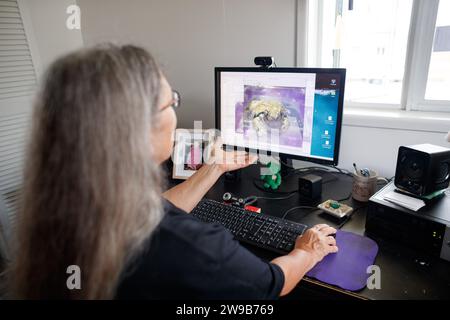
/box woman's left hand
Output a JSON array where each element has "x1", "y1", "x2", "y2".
[
  {"x1": 164, "y1": 137, "x2": 258, "y2": 213},
  {"x1": 207, "y1": 137, "x2": 258, "y2": 174}
]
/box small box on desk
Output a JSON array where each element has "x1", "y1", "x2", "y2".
[{"x1": 298, "y1": 174, "x2": 322, "y2": 200}]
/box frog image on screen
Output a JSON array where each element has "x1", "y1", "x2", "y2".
[
  {"x1": 245, "y1": 99, "x2": 290, "y2": 136},
  {"x1": 235, "y1": 85, "x2": 306, "y2": 148}
]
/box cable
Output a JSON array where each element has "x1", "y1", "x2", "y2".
[
  {"x1": 255, "y1": 192, "x2": 297, "y2": 201},
  {"x1": 329, "y1": 165, "x2": 353, "y2": 177},
  {"x1": 286, "y1": 165, "x2": 354, "y2": 180},
  {"x1": 282, "y1": 166, "x2": 324, "y2": 179},
  {"x1": 261, "y1": 161, "x2": 355, "y2": 181},
  {"x1": 323, "y1": 176, "x2": 338, "y2": 184},
  {"x1": 337, "y1": 192, "x2": 352, "y2": 202},
  {"x1": 336, "y1": 216, "x2": 351, "y2": 229},
  {"x1": 336, "y1": 205, "x2": 367, "y2": 229},
  {"x1": 282, "y1": 206, "x2": 319, "y2": 220},
  {"x1": 240, "y1": 191, "x2": 297, "y2": 207}
]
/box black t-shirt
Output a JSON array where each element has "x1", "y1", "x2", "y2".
[{"x1": 116, "y1": 199, "x2": 285, "y2": 299}]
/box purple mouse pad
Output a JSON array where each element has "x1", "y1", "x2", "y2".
[{"x1": 306, "y1": 230, "x2": 379, "y2": 292}]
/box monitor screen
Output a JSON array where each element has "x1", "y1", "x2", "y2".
[{"x1": 215, "y1": 67, "x2": 346, "y2": 165}]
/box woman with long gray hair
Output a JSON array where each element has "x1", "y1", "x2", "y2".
[{"x1": 11, "y1": 44, "x2": 337, "y2": 299}]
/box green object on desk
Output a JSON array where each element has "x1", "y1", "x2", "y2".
[
  {"x1": 422, "y1": 189, "x2": 446, "y2": 200},
  {"x1": 330, "y1": 201, "x2": 341, "y2": 209},
  {"x1": 260, "y1": 161, "x2": 282, "y2": 190}
]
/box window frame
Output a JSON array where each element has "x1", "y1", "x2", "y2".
[
  {"x1": 406, "y1": 0, "x2": 449, "y2": 112},
  {"x1": 300, "y1": 0, "x2": 450, "y2": 113}
]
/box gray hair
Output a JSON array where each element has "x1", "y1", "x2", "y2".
[{"x1": 11, "y1": 44, "x2": 164, "y2": 299}]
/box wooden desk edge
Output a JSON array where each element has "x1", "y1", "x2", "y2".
[{"x1": 302, "y1": 277, "x2": 369, "y2": 300}]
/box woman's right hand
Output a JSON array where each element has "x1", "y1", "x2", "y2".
[
  {"x1": 271, "y1": 224, "x2": 339, "y2": 296},
  {"x1": 295, "y1": 224, "x2": 338, "y2": 266}
]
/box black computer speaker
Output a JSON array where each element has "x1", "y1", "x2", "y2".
[
  {"x1": 298, "y1": 174, "x2": 322, "y2": 200},
  {"x1": 394, "y1": 144, "x2": 450, "y2": 196}
]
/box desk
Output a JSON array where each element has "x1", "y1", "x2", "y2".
[{"x1": 166, "y1": 163, "x2": 450, "y2": 300}]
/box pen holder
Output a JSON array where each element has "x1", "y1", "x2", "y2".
[{"x1": 352, "y1": 169, "x2": 387, "y2": 202}]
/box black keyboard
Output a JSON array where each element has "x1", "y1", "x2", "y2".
[{"x1": 192, "y1": 199, "x2": 308, "y2": 254}]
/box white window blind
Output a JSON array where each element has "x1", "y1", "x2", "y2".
[
  {"x1": 0, "y1": 0, "x2": 37, "y2": 261},
  {"x1": 0, "y1": 0, "x2": 37, "y2": 100}
]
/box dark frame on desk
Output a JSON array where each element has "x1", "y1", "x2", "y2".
[{"x1": 215, "y1": 67, "x2": 346, "y2": 166}]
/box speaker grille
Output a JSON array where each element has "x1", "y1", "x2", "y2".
[
  {"x1": 400, "y1": 152, "x2": 425, "y2": 180},
  {"x1": 395, "y1": 148, "x2": 427, "y2": 195}
]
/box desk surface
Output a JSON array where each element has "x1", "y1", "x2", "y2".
[{"x1": 166, "y1": 163, "x2": 450, "y2": 300}]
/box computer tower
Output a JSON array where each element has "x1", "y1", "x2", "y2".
[{"x1": 366, "y1": 182, "x2": 450, "y2": 262}]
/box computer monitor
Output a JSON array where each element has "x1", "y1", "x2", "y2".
[{"x1": 215, "y1": 67, "x2": 346, "y2": 166}]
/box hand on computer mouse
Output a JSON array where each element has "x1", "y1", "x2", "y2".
[{"x1": 295, "y1": 224, "x2": 338, "y2": 265}]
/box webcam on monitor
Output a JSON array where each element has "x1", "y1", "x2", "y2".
[{"x1": 254, "y1": 56, "x2": 275, "y2": 68}]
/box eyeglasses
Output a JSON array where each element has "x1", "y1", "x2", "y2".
[{"x1": 160, "y1": 90, "x2": 180, "y2": 111}]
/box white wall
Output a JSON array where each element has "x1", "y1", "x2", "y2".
[
  {"x1": 78, "y1": 0, "x2": 297, "y2": 128},
  {"x1": 20, "y1": 0, "x2": 84, "y2": 77},
  {"x1": 78, "y1": 0, "x2": 450, "y2": 177},
  {"x1": 339, "y1": 125, "x2": 448, "y2": 177}
]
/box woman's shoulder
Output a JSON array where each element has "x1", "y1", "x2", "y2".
[{"x1": 160, "y1": 199, "x2": 236, "y2": 254}]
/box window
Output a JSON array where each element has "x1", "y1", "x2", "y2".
[
  {"x1": 305, "y1": 0, "x2": 450, "y2": 112},
  {"x1": 425, "y1": 0, "x2": 450, "y2": 101}
]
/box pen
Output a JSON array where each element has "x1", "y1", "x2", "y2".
[{"x1": 353, "y1": 163, "x2": 359, "y2": 175}]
